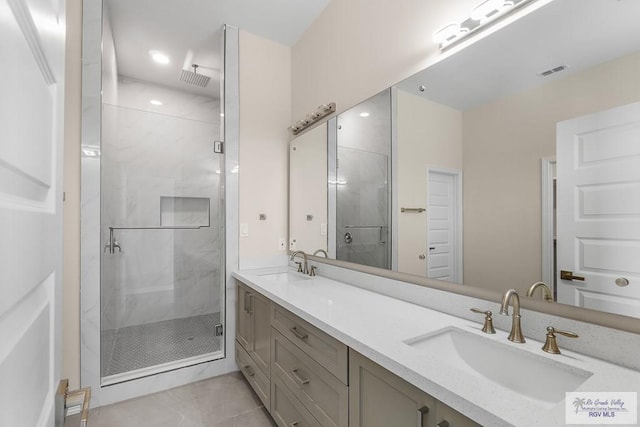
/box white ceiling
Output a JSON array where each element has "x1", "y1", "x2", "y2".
[
  {"x1": 397, "y1": 0, "x2": 640, "y2": 111},
  {"x1": 106, "y1": 0, "x2": 330, "y2": 99}
]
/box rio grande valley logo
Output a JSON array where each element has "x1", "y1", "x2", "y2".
[{"x1": 566, "y1": 392, "x2": 637, "y2": 424}]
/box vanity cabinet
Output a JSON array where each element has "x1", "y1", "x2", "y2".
[
  {"x1": 235, "y1": 278, "x2": 480, "y2": 427},
  {"x1": 349, "y1": 350, "x2": 480, "y2": 427},
  {"x1": 236, "y1": 280, "x2": 271, "y2": 407}
]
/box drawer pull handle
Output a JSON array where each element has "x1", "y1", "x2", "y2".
[
  {"x1": 417, "y1": 406, "x2": 429, "y2": 427},
  {"x1": 242, "y1": 365, "x2": 255, "y2": 377},
  {"x1": 289, "y1": 422, "x2": 300, "y2": 427},
  {"x1": 437, "y1": 421, "x2": 450, "y2": 427},
  {"x1": 291, "y1": 369, "x2": 310, "y2": 386},
  {"x1": 289, "y1": 326, "x2": 309, "y2": 341}
]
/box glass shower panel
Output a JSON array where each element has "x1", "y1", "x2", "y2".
[
  {"x1": 336, "y1": 147, "x2": 390, "y2": 268},
  {"x1": 100, "y1": 76, "x2": 224, "y2": 383},
  {"x1": 334, "y1": 89, "x2": 392, "y2": 269}
]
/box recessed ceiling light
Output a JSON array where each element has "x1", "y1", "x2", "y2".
[
  {"x1": 359, "y1": 112, "x2": 370, "y2": 118},
  {"x1": 149, "y1": 50, "x2": 170, "y2": 65},
  {"x1": 150, "y1": 99, "x2": 163, "y2": 106}
]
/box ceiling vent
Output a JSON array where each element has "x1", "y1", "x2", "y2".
[{"x1": 538, "y1": 64, "x2": 569, "y2": 77}]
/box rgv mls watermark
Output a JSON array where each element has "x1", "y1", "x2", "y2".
[{"x1": 566, "y1": 392, "x2": 637, "y2": 424}]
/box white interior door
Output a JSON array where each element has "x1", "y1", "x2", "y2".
[
  {"x1": 556, "y1": 102, "x2": 640, "y2": 317},
  {"x1": 0, "y1": 0, "x2": 66, "y2": 425},
  {"x1": 427, "y1": 169, "x2": 462, "y2": 282}
]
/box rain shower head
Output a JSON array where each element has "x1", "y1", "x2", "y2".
[{"x1": 180, "y1": 64, "x2": 211, "y2": 88}]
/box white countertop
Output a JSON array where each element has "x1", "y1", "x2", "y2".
[{"x1": 233, "y1": 267, "x2": 640, "y2": 427}]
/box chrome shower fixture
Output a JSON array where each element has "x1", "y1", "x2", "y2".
[{"x1": 180, "y1": 64, "x2": 211, "y2": 87}]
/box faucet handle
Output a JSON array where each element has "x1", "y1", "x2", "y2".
[
  {"x1": 542, "y1": 326, "x2": 578, "y2": 354},
  {"x1": 470, "y1": 308, "x2": 496, "y2": 334},
  {"x1": 309, "y1": 265, "x2": 317, "y2": 276},
  {"x1": 295, "y1": 262, "x2": 303, "y2": 273}
]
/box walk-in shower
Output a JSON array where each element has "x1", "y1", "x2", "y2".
[{"x1": 95, "y1": 0, "x2": 225, "y2": 385}]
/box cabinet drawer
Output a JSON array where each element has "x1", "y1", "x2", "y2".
[
  {"x1": 271, "y1": 374, "x2": 322, "y2": 427},
  {"x1": 271, "y1": 305, "x2": 348, "y2": 384},
  {"x1": 272, "y1": 328, "x2": 348, "y2": 427},
  {"x1": 236, "y1": 340, "x2": 270, "y2": 409}
]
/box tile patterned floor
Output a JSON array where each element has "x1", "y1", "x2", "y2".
[
  {"x1": 65, "y1": 372, "x2": 276, "y2": 427},
  {"x1": 101, "y1": 313, "x2": 222, "y2": 377}
]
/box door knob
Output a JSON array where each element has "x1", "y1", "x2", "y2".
[
  {"x1": 560, "y1": 270, "x2": 585, "y2": 281},
  {"x1": 418, "y1": 254, "x2": 426, "y2": 260}
]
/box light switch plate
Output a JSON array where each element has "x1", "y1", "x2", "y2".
[
  {"x1": 240, "y1": 223, "x2": 249, "y2": 237},
  {"x1": 279, "y1": 238, "x2": 286, "y2": 250},
  {"x1": 321, "y1": 223, "x2": 327, "y2": 235}
]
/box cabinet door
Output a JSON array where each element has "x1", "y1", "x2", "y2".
[
  {"x1": 251, "y1": 290, "x2": 271, "y2": 375},
  {"x1": 236, "y1": 281, "x2": 252, "y2": 350},
  {"x1": 436, "y1": 402, "x2": 481, "y2": 427},
  {"x1": 349, "y1": 350, "x2": 436, "y2": 427}
]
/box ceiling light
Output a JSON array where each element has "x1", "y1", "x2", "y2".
[
  {"x1": 149, "y1": 50, "x2": 170, "y2": 65},
  {"x1": 149, "y1": 100, "x2": 163, "y2": 106},
  {"x1": 359, "y1": 112, "x2": 370, "y2": 118},
  {"x1": 433, "y1": 23, "x2": 463, "y2": 44},
  {"x1": 433, "y1": 0, "x2": 532, "y2": 50},
  {"x1": 471, "y1": 0, "x2": 503, "y2": 21}
]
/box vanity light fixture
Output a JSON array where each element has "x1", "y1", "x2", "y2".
[
  {"x1": 433, "y1": 0, "x2": 533, "y2": 49},
  {"x1": 290, "y1": 103, "x2": 336, "y2": 135},
  {"x1": 149, "y1": 99, "x2": 163, "y2": 106},
  {"x1": 149, "y1": 50, "x2": 170, "y2": 65}
]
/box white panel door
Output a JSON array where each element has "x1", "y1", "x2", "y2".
[
  {"x1": 557, "y1": 102, "x2": 640, "y2": 318},
  {"x1": 0, "y1": 0, "x2": 65, "y2": 425},
  {"x1": 427, "y1": 170, "x2": 459, "y2": 282}
]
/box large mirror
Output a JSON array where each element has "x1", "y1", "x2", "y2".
[{"x1": 289, "y1": 0, "x2": 640, "y2": 319}]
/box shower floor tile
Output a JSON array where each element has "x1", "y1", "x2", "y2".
[{"x1": 101, "y1": 313, "x2": 222, "y2": 377}]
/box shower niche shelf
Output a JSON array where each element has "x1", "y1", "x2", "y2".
[{"x1": 160, "y1": 196, "x2": 210, "y2": 227}]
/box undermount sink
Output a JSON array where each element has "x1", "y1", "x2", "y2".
[
  {"x1": 404, "y1": 327, "x2": 593, "y2": 407},
  {"x1": 258, "y1": 271, "x2": 310, "y2": 283}
]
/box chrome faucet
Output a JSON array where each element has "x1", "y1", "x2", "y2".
[
  {"x1": 526, "y1": 281, "x2": 553, "y2": 301},
  {"x1": 499, "y1": 289, "x2": 525, "y2": 343},
  {"x1": 290, "y1": 250, "x2": 309, "y2": 274}
]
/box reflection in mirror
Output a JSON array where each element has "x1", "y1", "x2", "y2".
[
  {"x1": 290, "y1": 124, "x2": 328, "y2": 255},
  {"x1": 289, "y1": 0, "x2": 640, "y2": 319},
  {"x1": 331, "y1": 89, "x2": 392, "y2": 269}
]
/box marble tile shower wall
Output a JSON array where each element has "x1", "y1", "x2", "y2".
[{"x1": 101, "y1": 77, "x2": 222, "y2": 331}]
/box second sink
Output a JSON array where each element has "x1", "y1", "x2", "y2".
[{"x1": 404, "y1": 326, "x2": 593, "y2": 407}]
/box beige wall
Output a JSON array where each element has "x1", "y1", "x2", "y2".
[
  {"x1": 291, "y1": 0, "x2": 477, "y2": 119},
  {"x1": 396, "y1": 90, "x2": 462, "y2": 276},
  {"x1": 462, "y1": 52, "x2": 640, "y2": 294},
  {"x1": 62, "y1": 0, "x2": 82, "y2": 390},
  {"x1": 238, "y1": 31, "x2": 291, "y2": 263}
]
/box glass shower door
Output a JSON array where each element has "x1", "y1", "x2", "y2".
[
  {"x1": 100, "y1": 97, "x2": 225, "y2": 382},
  {"x1": 99, "y1": 0, "x2": 224, "y2": 382}
]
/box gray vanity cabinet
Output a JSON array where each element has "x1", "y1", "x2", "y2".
[
  {"x1": 349, "y1": 350, "x2": 480, "y2": 427},
  {"x1": 235, "y1": 279, "x2": 481, "y2": 427},
  {"x1": 236, "y1": 280, "x2": 272, "y2": 407}
]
